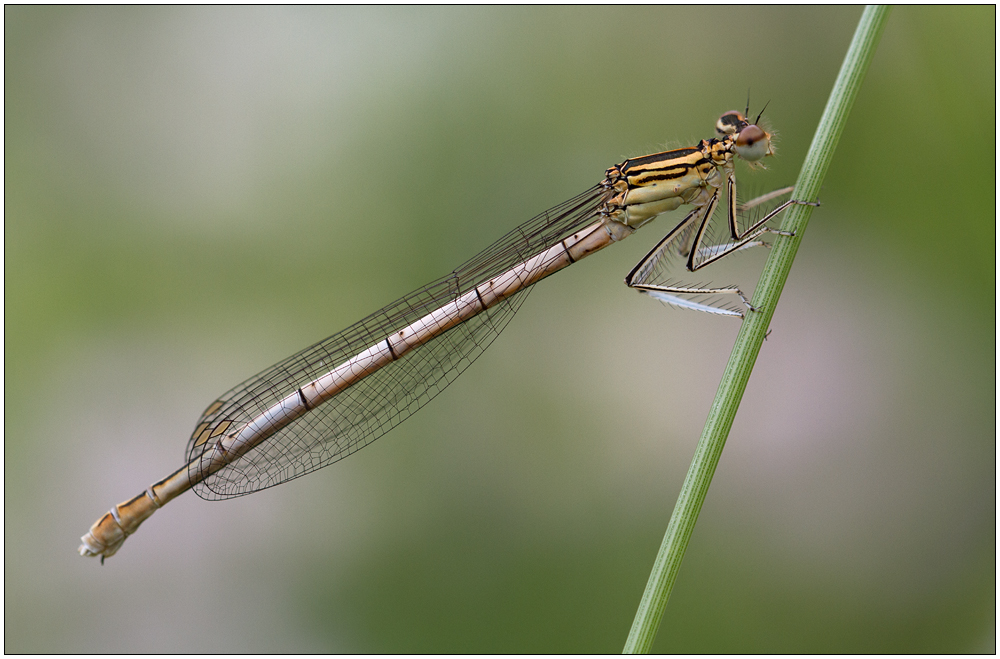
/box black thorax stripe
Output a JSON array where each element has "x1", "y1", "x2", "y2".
[{"x1": 620, "y1": 147, "x2": 708, "y2": 187}]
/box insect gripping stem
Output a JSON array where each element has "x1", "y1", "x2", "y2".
[{"x1": 80, "y1": 109, "x2": 813, "y2": 561}]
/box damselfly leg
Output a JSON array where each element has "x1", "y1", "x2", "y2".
[{"x1": 625, "y1": 178, "x2": 818, "y2": 317}]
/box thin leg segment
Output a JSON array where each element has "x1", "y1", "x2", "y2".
[{"x1": 626, "y1": 183, "x2": 817, "y2": 317}]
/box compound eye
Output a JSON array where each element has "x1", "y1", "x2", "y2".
[
  {"x1": 715, "y1": 111, "x2": 747, "y2": 136},
  {"x1": 734, "y1": 124, "x2": 771, "y2": 161}
]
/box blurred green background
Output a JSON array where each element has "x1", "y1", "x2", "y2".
[{"x1": 5, "y1": 6, "x2": 994, "y2": 653}]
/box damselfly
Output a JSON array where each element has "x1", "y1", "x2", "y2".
[{"x1": 79, "y1": 108, "x2": 817, "y2": 561}]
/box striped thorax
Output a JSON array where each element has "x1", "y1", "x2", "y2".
[{"x1": 600, "y1": 110, "x2": 774, "y2": 228}]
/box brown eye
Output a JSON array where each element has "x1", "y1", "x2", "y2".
[
  {"x1": 736, "y1": 125, "x2": 765, "y2": 148},
  {"x1": 734, "y1": 125, "x2": 771, "y2": 161}
]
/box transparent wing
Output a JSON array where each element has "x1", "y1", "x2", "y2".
[{"x1": 185, "y1": 185, "x2": 608, "y2": 499}]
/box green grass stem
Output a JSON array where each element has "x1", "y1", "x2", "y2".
[{"x1": 622, "y1": 5, "x2": 892, "y2": 653}]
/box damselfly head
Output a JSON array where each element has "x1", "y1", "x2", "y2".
[{"x1": 716, "y1": 110, "x2": 774, "y2": 166}]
